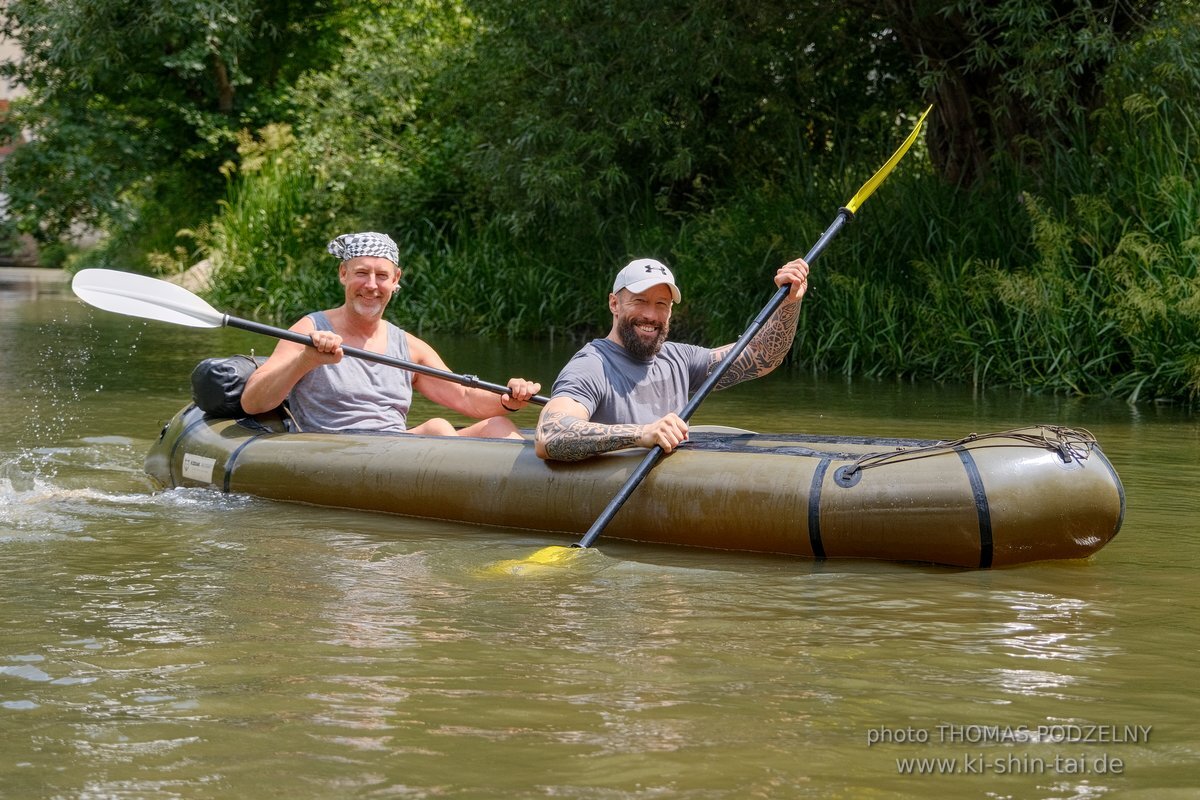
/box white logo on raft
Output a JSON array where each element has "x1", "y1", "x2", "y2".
[{"x1": 182, "y1": 453, "x2": 217, "y2": 484}]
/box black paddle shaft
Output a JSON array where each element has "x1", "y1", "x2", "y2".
[
  {"x1": 574, "y1": 209, "x2": 854, "y2": 548},
  {"x1": 224, "y1": 315, "x2": 550, "y2": 406}
]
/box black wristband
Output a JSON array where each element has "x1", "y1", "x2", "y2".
[{"x1": 501, "y1": 400, "x2": 519, "y2": 413}]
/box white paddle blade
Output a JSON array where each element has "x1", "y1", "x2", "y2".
[{"x1": 71, "y1": 269, "x2": 225, "y2": 328}]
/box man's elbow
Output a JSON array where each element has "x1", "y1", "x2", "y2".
[
  {"x1": 239, "y1": 391, "x2": 269, "y2": 415},
  {"x1": 534, "y1": 433, "x2": 580, "y2": 462},
  {"x1": 238, "y1": 378, "x2": 275, "y2": 415}
]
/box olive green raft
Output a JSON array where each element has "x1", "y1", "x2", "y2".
[{"x1": 144, "y1": 404, "x2": 1124, "y2": 568}]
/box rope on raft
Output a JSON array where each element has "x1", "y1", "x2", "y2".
[{"x1": 841, "y1": 425, "x2": 1098, "y2": 477}]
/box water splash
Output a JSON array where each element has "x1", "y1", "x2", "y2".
[{"x1": 19, "y1": 315, "x2": 105, "y2": 451}]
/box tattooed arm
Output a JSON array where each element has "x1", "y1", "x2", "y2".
[
  {"x1": 711, "y1": 257, "x2": 809, "y2": 390},
  {"x1": 535, "y1": 396, "x2": 689, "y2": 462}
]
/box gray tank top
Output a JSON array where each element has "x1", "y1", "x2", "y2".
[{"x1": 287, "y1": 311, "x2": 414, "y2": 433}]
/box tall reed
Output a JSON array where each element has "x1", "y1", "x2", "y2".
[{"x1": 199, "y1": 125, "x2": 346, "y2": 321}]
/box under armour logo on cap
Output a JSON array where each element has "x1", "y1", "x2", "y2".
[
  {"x1": 612, "y1": 258, "x2": 681, "y2": 302},
  {"x1": 327, "y1": 232, "x2": 399, "y2": 267}
]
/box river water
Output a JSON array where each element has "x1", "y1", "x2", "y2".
[{"x1": 2, "y1": 286, "x2": 1197, "y2": 799}]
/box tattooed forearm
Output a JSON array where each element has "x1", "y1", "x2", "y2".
[
  {"x1": 537, "y1": 410, "x2": 645, "y2": 462},
  {"x1": 711, "y1": 300, "x2": 801, "y2": 389}
]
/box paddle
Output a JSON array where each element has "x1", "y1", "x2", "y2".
[
  {"x1": 70, "y1": 268, "x2": 551, "y2": 406},
  {"x1": 490, "y1": 105, "x2": 933, "y2": 573}
]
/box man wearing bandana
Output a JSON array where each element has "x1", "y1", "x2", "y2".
[
  {"x1": 534, "y1": 256, "x2": 809, "y2": 461},
  {"x1": 242, "y1": 231, "x2": 540, "y2": 438}
]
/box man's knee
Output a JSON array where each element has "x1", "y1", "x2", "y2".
[{"x1": 411, "y1": 417, "x2": 457, "y2": 436}]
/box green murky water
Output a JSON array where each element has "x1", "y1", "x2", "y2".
[{"x1": 2, "y1": 288, "x2": 1197, "y2": 798}]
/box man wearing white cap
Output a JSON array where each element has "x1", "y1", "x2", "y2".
[
  {"x1": 242, "y1": 231, "x2": 540, "y2": 438},
  {"x1": 534, "y1": 255, "x2": 808, "y2": 461}
]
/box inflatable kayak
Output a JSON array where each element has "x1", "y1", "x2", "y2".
[{"x1": 143, "y1": 404, "x2": 1124, "y2": 568}]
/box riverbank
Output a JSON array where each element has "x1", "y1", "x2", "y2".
[{"x1": 0, "y1": 266, "x2": 68, "y2": 296}]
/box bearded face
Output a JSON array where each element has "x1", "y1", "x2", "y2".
[{"x1": 616, "y1": 306, "x2": 670, "y2": 359}]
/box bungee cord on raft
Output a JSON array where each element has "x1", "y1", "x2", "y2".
[{"x1": 840, "y1": 426, "x2": 1098, "y2": 478}]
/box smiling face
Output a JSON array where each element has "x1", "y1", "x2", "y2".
[
  {"x1": 339, "y1": 256, "x2": 401, "y2": 319},
  {"x1": 609, "y1": 284, "x2": 674, "y2": 360}
]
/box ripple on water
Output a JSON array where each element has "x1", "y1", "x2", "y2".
[
  {"x1": 1, "y1": 473, "x2": 96, "y2": 539},
  {"x1": 0, "y1": 441, "x2": 269, "y2": 544},
  {"x1": 1, "y1": 431, "x2": 162, "y2": 538}
]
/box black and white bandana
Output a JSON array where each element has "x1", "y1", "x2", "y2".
[{"x1": 326, "y1": 232, "x2": 399, "y2": 267}]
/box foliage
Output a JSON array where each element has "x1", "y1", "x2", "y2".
[
  {"x1": 197, "y1": 1, "x2": 479, "y2": 321},
  {"x1": 2, "y1": 0, "x2": 1197, "y2": 403},
  {"x1": 283, "y1": 1, "x2": 475, "y2": 231},
  {"x1": 441, "y1": 0, "x2": 912, "y2": 235},
  {"x1": 0, "y1": 0, "x2": 351, "y2": 263},
  {"x1": 880, "y1": 0, "x2": 1165, "y2": 185},
  {"x1": 197, "y1": 124, "x2": 345, "y2": 320},
  {"x1": 794, "y1": 5, "x2": 1200, "y2": 402}
]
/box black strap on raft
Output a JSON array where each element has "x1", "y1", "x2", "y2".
[
  {"x1": 953, "y1": 445, "x2": 994, "y2": 568},
  {"x1": 807, "y1": 458, "x2": 831, "y2": 559}
]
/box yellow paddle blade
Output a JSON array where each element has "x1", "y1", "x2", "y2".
[
  {"x1": 845, "y1": 104, "x2": 933, "y2": 215},
  {"x1": 482, "y1": 545, "x2": 584, "y2": 576}
]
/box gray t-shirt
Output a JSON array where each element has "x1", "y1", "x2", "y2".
[
  {"x1": 287, "y1": 311, "x2": 414, "y2": 433},
  {"x1": 551, "y1": 338, "x2": 712, "y2": 425}
]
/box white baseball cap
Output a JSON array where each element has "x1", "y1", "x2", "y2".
[{"x1": 612, "y1": 258, "x2": 681, "y2": 302}]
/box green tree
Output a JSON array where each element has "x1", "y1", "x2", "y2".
[
  {"x1": 0, "y1": 0, "x2": 351, "y2": 259},
  {"x1": 396, "y1": 0, "x2": 1170, "y2": 237},
  {"x1": 877, "y1": 0, "x2": 1164, "y2": 185},
  {"x1": 439, "y1": 0, "x2": 914, "y2": 235}
]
